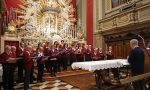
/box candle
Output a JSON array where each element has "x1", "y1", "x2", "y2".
[
  {"x1": 75, "y1": 25, "x2": 77, "y2": 39},
  {"x1": 74, "y1": 26, "x2": 75, "y2": 39},
  {"x1": 56, "y1": 15, "x2": 58, "y2": 34}
]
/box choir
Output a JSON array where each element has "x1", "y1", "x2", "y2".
[{"x1": 0, "y1": 41, "x2": 114, "y2": 90}]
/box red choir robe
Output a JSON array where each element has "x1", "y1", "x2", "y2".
[
  {"x1": 49, "y1": 49, "x2": 58, "y2": 60},
  {"x1": 23, "y1": 50, "x2": 33, "y2": 70},
  {"x1": 16, "y1": 47, "x2": 24, "y2": 57},
  {"x1": 62, "y1": 48, "x2": 68, "y2": 59},
  {"x1": 43, "y1": 45, "x2": 50, "y2": 56},
  {"x1": 10, "y1": 52, "x2": 16, "y2": 58},
  {"x1": 76, "y1": 48, "x2": 84, "y2": 60},
  {"x1": 0, "y1": 52, "x2": 15, "y2": 68},
  {"x1": 70, "y1": 47, "x2": 76, "y2": 60},
  {"x1": 37, "y1": 52, "x2": 45, "y2": 64},
  {"x1": 84, "y1": 48, "x2": 93, "y2": 61},
  {"x1": 92, "y1": 52, "x2": 101, "y2": 61},
  {"x1": 106, "y1": 50, "x2": 114, "y2": 60},
  {"x1": 99, "y1": 51, "x2": 105, "y2": 60}
]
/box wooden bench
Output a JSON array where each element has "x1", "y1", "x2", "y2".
[{"x1": 120, "y1": 72, "x2": 150, "y2": 85}]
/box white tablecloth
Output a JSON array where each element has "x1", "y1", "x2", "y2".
[{"x1": 71, "y1": 59, "x2": 129, "y2": 72}]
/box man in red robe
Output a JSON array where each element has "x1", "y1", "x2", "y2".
[{"x1": 0, "y1": 45, "x2": 16, "y2": 90}]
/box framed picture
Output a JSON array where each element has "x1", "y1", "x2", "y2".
[
  {"x1": 119, "y1": 0, "x2": 128, "y2": 4},
  {"x1": 111, "y1": 0, "x2": 119, "y2": 8},
  {"x1": 112, "y1": 0, "x2": 129, "y2": 8}
]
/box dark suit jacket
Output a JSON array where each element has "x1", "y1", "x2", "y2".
[{"x1": 128, "y1": 47, "x2": 145, "y2": 76}]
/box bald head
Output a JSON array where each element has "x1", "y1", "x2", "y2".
[{"x1": 130, "y1": 39, "x2": 139, "y2": 49}]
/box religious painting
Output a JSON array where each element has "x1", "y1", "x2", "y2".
[
  {"x1": 119, "y1": 0, "x2": 128, "y2": 4},
  {"x1": 112, "y1": 0, "x2": 130, "y2": 8},
  {"x1": 111, "y1": 0, "x2": 119, "y2": 8}
]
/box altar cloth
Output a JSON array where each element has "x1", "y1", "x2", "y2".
[{"x1": 72, "y1": 59, "x2": 129, "y2": 72}]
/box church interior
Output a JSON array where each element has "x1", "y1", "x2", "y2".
[{"x1": 0, "y1": 0, "x2": 150, "y2": 90}]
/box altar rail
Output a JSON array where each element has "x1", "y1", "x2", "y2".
[{"x1": 120, "y1": 72, "x2": 150, "y2": 85}]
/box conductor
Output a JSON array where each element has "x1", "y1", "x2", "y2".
[{"x1": 128, "y1": 39, "x2": 145, "y2": 90}]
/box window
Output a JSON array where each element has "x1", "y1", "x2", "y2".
[{"x1": 111, "y1": 0, "x2": 131, "y2": 8}]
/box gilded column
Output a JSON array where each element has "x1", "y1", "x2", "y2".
[{"x1": 105, "y1": 0, "x2": 112, "y2": 13}]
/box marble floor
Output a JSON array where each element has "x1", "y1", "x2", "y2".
[{"x1": 1, "y1": 69, "x2": 90, "y2": 90}]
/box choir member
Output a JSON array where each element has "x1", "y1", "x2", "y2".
[
  {"x1": 62, "y1": 43, "x2": 68, "y2": 71},
  {"x1": 70, "y1": 44, "x2": 77, "y2": 64},
  {"x1": 106, "y1": 46, "x2": 114, "y2": 60},
  {"x1": 16, "y1": 42, "x2": 24, "y2": 83},
  {"x1": 0, "y1": 45, "x2": 16, "y2": 90},
  {"x1": 43, "y1": 42, "x2": 50, "y2": 72},
  {"x1": 98, "y1": 48, "x2": 105, "y2": 60},
  {"x1": 84, "y1": 45, "x2": 92, "y2": 61},
  {"x1": 48, "y1": 45, "x2": 58, "y2": 77},
  {"x1": 58, "y1": 40, "x2": 65, "y2": 71},
  {"x1": 106, "y1": 46, "x2": 118, "y2": 79},
  {"x1": 56, "y1": 44, "x2": 62, "y2": 72},
  {"x1": 60, "y1": 40, "x2": 64, "y2": 48},
  {"x1": 76, "y1": 46, "x2": 84, "y2": 62},
  {"x1": 30, "y1": 47, "x2": 36, "y2": 84},
  {"x1": 23, "y1": 46, "x2": 33, "y2": 90},
  {"x1": 11, "y1": 46, "x2": 17, "y2": 58},
  {"x1": 92, "y1": 48, "x2": 101, "y2": 61},
  {"x1": 37, "y1": 47, "x2": 45, "y2": 82}
]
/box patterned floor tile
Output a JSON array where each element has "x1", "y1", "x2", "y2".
[{"x1": 1, "y1": 68, "x2": 82, "y2": 90}]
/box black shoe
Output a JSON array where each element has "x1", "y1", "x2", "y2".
[
  {"x1": 16, "y1": 80, "x2": 23, "y2": 83},
  {"x1": 40, "y1": 80, "x2": 45, "y2": 82},
  {"x1": 30, "y1": 81, "x2": 36, "y2": 84},
  {"x1": 50, "y1": 74, "x2": 53, "y2": 77},
  {"x1": 53, "y1": 74, "x2": 56, "y2": 77}
]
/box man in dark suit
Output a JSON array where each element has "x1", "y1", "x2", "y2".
[{"x1": 128, "y1": 39, "x2": 145, "y2": 90}]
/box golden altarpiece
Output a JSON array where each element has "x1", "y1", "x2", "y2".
[{"x1": 0, "y1": 0, "x2": 85, "y2": 53}]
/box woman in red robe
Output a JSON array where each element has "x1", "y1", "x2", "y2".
[{"x1": 23, "y1": 46, "x2": 33, "y2": 90}]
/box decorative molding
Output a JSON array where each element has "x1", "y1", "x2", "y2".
[
  {"x1": 98, "y1": 1, "x2": 150, "y2": 35},
  {"x1": 102, "y1": 20, "x2": 114, "y2": 30},
  {"x1": 0, "y1": 36, "x2": 20, "y2": 53},
  {"x1": 138, "y1": 7, "x2": 150, "y2": 22},
  {"x1": 104, "y1": 28, "x2": 150, "y2": 43}
]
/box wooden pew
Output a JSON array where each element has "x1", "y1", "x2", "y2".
[{"x1": 120, "y1": 72, "x2": 150, "y2": 85}]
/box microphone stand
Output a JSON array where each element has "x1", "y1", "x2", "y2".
[{"x1": 138, "y1": 35, "x2": 150, "y2": 57}]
